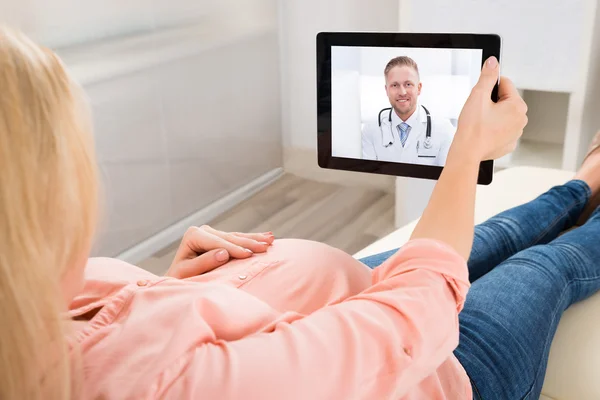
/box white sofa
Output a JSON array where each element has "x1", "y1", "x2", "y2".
[{"x1": 354, "y1": 166, "x2": 600, "y2": 400}]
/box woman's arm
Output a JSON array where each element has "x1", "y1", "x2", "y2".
[
  {"x1": 411, "y1": 57, "x2": 528, "y2": 259},
  {"x1": 411, "y1": 154, "x2": 480, "y2": 260}
]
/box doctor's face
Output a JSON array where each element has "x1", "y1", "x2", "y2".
[{"x1": 385, "y1": 66, "x2": 422, "y2": 119}]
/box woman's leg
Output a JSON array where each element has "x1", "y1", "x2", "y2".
[
  {"x1": 359, "y1": 180, "x2": 591, "y2": 278},
  {"x1": 454, "y1": 207, "x2": 600, "y2": 399},
  {"x1": 466, "y1": 179, "x2": 590, "y2": 281},
  {"x1": 467, "y1": 132, "x2": 600, "y2": 281}
]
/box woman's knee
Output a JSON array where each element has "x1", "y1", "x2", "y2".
[
  {"x1": 502, "y1": 246, "x2": 571, "y2": 289},
  {"x1": 506, "y1": 243, "x2": 596, "y2": 303}
]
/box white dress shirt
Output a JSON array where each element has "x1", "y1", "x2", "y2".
[{"x1": 361, "y1": 104, "x2": 455, "y2": 166}]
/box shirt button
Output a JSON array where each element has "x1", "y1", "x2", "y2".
[
  {"x1": 136, "y1": 280, "x2": 149, "y2": 287},
  {"x1": 238, "y1": 275, "x2": 248, "y2": 281}
]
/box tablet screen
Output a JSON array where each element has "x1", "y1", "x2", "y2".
[{"x1": 331, "y1": 46, "x2": 483, "y2": 167}]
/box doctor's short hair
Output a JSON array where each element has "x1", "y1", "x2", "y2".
[{"x1": 384, "y1": 56, "x2": 420, "y2": 79}]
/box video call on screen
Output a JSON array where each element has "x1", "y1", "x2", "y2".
[{"x1": 331, "y1": 46, "x2": 483, "y2": 167}]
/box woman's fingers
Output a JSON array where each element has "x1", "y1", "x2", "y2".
[
  {"x1": 201, "y1": 226, "x2": 273, "y2": 254},
  {"x1": 219, "y1": 232, "x2": 270, "y2": 254},
  {"x1": 183, "y1": 227, "x2": 253, "y2": 258},
  {"x1": 166, "y1": 249, "x2": 230, "y2": 279},
  {"x1": 232, "y1": 232, "x2": 275, "y2": 244},
  {"x1": 167, "y1": 226, "x2": 275, "y2": 279}
]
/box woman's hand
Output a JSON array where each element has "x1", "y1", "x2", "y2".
[
  {"x1": 165, "y1": 225, "x2": 275, "y2": 279},
  {"x1": 452, "y1": 56, "x2": 528, "y2": 162},
  {"x1": 411, "y1": 57, "x2": 528, "y2": 259}
]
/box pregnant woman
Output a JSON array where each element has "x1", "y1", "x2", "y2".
[{"x1": 2, "y1": 27, "x2": 600, "y2": 400}]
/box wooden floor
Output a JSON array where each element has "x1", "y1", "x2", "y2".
[{"x1": 138, "y1": 174, "x2": 396, "y2": 275}]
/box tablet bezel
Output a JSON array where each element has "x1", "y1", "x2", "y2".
[{"x1": 316, "y1": 32, "x2": 501, "y2": 185}]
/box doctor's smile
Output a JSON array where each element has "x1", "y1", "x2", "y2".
[{"x1": 395, "y1": 97, "x2": 412, "y2": 109}]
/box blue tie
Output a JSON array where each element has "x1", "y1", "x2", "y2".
[{"x1": 398, "y1": 122, "x2": 410, "y2": 147}]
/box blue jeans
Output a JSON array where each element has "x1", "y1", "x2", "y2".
[{"x1": 360, "y1": 180, "x2": 600, "y2": 399}]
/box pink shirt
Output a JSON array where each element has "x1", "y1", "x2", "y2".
[{"x1": 70, "y1": 238, "x2": 472, "y2": 399}]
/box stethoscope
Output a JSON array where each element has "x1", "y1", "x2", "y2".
[{"x1": 378, "y1": 105, "x2": 432, "y2": 150}]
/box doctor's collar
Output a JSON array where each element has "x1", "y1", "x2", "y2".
[{"x1": 391, "y1": 103, "x2": 422, "y2": 127}]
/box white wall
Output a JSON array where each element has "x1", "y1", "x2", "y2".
[
  {"x1": 579, "y1": 2, "x2": 600, "y2": 165},
  {"x1": 86, "y1": 29, "x2": 282, "y2": 258},
  {"x1": 279, "y1": 0, "x2": 400, "y2": 150},
  {"x1": 1, "y1": 0, "x2": 282, "y2": 259},
  {"x1": 399, "y1": 0, "x2": 587, "y2": 93},
  {"x1": 0, "y1": 0, "x2": 278, "y2": 48},
  {"x1": 0, "y1": 0, "x2": 208, "y2": 47}
]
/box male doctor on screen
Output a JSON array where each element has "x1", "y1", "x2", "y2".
[{"x1": 361, "y1": 56, "x2": 455, "y2": 166}]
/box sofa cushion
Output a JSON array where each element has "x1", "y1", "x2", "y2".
[{"x1": 354, "y1": 166, "x2": 600, "y2": 400}]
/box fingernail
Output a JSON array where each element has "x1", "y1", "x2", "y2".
[
  {"x1": 244, "y1": 248, "x2": 253, "y2": 254},
  {"x1": 216, "y1": 250, "x2": 229, "y2": 262},
  {"x1": 263, "y1": 232, "x2": 273, "y2": 235},
  {"x1": 486, "y1": 56, "x2": 498, "y2": 69},
  {"x1": 259, "y1": 242, "x2": 269, "y2": 246}
]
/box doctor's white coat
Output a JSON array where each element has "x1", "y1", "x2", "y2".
[{"x1": 361, "y1": 106, "x2": 455, "y2": 167}]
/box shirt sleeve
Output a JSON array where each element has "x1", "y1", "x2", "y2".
[
  {"x1": 361, "y1": 124, "x2": 378, "y2": 160},
  {"x1": 152, "y1": 239, "x2": 470, "y2": 400}
]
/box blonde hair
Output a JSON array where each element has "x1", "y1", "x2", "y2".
[
  {"x1": 0, "y1": 27, "x2": 98, "y2": 398},
  {"x1": 384, "y1": 56, "x2": 420, "y2": 78}
]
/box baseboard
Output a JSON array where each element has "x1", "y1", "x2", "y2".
[
  {"x1": 116, "y1": 167, "x2": 284, "y2": 264},
  {"x1": 284, "y1": 147, "x2": 395, "y2": 193}
]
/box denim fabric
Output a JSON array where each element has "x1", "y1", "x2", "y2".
[{"x1": 360, "y1": 180, "x2": 600, "y2": 399}]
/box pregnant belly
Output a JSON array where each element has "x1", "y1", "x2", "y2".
[{"x1": 202, "y1": 238, "x2": 374, "y2": 315}]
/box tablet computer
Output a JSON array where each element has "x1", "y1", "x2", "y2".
[{"x1": 316, "y1": 32, "x2": 501, "y2": 185}]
